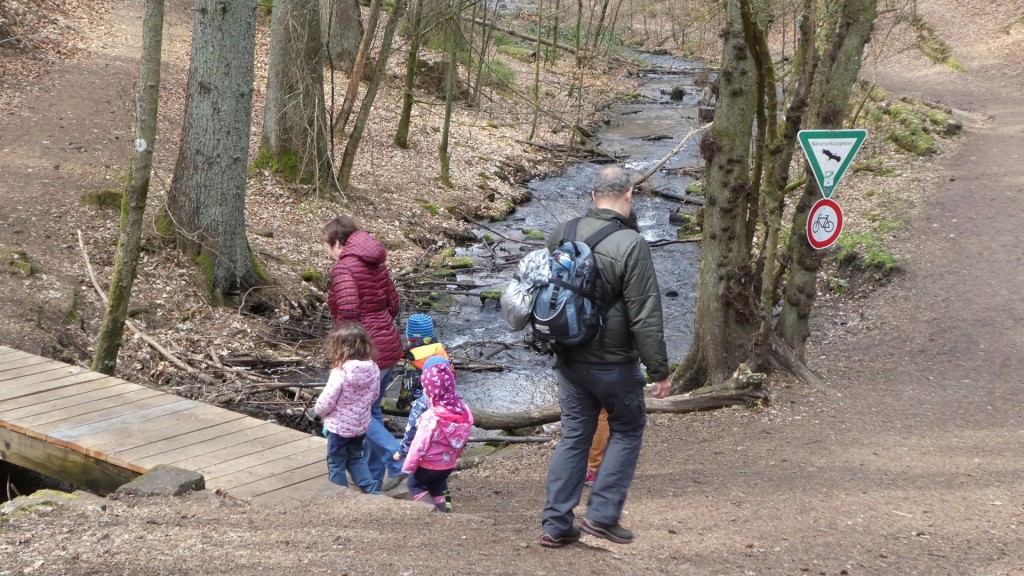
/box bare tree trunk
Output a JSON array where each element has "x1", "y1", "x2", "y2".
[
  {"x1": 528, "y1": 0, "x2": 542, "y2": 140},
  {"x1": 438, "y1": 0, "x2": 460, "y2": 187},
  {"x1": 322, "y1": 0, "x2": 363, "y2": 72},
  {"x1": 574, "y1": 0, "x2": 583, "y2": 57},
  {"x1": 548, "y1": 0, "x2": 560, "y2": 64},
  {"x1": 590, "y1": 0, "x2": 610, "y2": 53},
  {"x1": 335, "y1": 0, "x2": 382, "y2": 137},
  {"x1": 337, "y1": 0, "x2": 406, "y2": 191},
  {"x1": 262, "y1": 0, "x2": 336, "y2": 195},
  {"x1": 394, "y1": 0, "x2": 422, "y2": 148},
  {"x1": 470, "y1": 1, "x2": 495, "y2": 104},
  {"x1": 91, "y1": 0, "x2": 164, "y2": 376},
  {"x1": 778, "y1": 0, "x2": 877, "y2": 358},
  {"x1": 168, "y1": 0, "x2": 262, "y2": 305},
  {"x1": 673, "y1": 0, "x2": 759, "y2": 393}
]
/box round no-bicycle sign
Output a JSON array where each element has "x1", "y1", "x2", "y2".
[{"x1": 807, "y1": 198, "x2": 843, "y2": 250}]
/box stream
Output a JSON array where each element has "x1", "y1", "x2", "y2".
[{"x1": 413, "y1": 53, "x2": 709, "y2": 416}]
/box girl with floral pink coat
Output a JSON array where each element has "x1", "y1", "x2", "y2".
[
  {"x1": 401, "y1": 358, "x2": 473, "y2": 511},
  {"x1": 315, "y1": 322, "x2": 381, "y2": 494}
]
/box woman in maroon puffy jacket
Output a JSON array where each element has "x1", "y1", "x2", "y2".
[{"x1": 322, "y1": 215, "x2": 406, "y2": 491}]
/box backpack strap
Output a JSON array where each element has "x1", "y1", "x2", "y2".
[
  {"x1": 562, "y1": 217, "x2": 624, "y2": 248},
  {"x1": 560, "y1": 217, "x2": 582, "y2": 254},
  {"x1": 582, "y1": 219, "x2": 626, "y2": 250},
  {"x1": 579, "y1": 219, "x2": 627, "y2": 350}
]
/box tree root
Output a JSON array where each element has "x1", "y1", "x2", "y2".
[{"x1": 769, "y1": 334, "x2": 830, "y2": 390}]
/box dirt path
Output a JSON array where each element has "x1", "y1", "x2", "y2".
[
  {"x1": 0, "y1": 3, "x2": 190, "y2": 359},
  {"x1": 2, "y1": 2, "x2": 1024, "y2": 575}
]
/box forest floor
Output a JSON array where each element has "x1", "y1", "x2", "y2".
[{"x1": 2, "y1": 0, "x2": 1024, "y2": 574}]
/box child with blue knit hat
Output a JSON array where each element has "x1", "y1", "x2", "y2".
[
  {"x1": 397, "y1": 314, "x2": 447, "y2": 410},
  {"x1": 395, "y1": 313, "x2": 455, "y2": 509}
]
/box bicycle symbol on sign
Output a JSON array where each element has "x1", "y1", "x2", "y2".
[{"x1": 811, "y1": 213, "x2": 835, "y2": 235}]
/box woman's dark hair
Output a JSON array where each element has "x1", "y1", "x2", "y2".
[
  {"x1": 326, "y1": 321, "x2": 377, "y2": 366},
  {"x1": 322, "y1": 215, "x2": 361, "y2": 247}
]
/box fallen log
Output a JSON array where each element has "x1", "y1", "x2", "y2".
[
  {"x1": 468, "y1": 435, "x2": 550, "y2": 444},
  {"x1": 633, "y1": 122, "x2": 712, "y2": 187},
  {"x1": 385, "y1": 378, "x2": 767, "y2": 430},
  {"x1": 651, "y1": 189, "x2": 705, "y2": 205},
  {"x1": 646, "y1": 383, "x2": 765, "y2": 413},
  {"x1": 461, "y1": 16, "x2": 578, "y2": 54}
]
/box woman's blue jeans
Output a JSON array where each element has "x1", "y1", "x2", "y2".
[{"x1": 365, "y1": 365, "x2": 404, "y2": 490}]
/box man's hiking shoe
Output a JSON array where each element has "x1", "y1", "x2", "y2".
[
  {"x1": 580, "y1": 518, "x2": 635, "y2": 544},
  {"x1": 584, "y1": 469, "x2": 597, "y2": 487},
  {"x1": 540, "y1": 525, "x2": 581, "y2": 548}
]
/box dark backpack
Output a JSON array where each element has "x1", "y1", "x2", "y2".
[{"x1": 531, "y1": 218, "x2": 623, "y2": 348}]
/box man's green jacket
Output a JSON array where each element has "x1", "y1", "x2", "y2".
[{"x1": 546, "y1": 207, "x2": 670, "y2": 381}]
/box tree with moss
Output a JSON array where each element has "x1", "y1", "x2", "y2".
[
  {"x1": 166, "y1": 0, "x2": 263, "y2": 305},
  {"x1": 778, "y1": 0, "x2": 878, "y2": 358},
  {"x1": 261, "y1": 0, "x2": 337, "y2": 195},
  {"x1": 92, "y1": 0, "x2": 164, "y2": 375},
  {"x1": 672, "y1": 0, "x2": 878, "y2": 393}
]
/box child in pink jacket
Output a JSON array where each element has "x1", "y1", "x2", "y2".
[
  {"x1": 401, "y1": 357, "x2": 473, "y2": 511},
  {"x1": 314, "y1": 322, "x2": 381, "y2": 494}
]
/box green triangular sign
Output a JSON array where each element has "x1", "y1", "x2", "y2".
[{"x1": 798, "y1": 129, "x2": 867, "y2": 198}]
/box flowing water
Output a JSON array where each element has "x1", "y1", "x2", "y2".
[{"x1": 408, "y1": 53, "x2": 708, "y2": 415}]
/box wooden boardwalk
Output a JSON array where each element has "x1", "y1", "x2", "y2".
[{"x1": 0, "y1": 345, "x2": 337, "y2": 504}]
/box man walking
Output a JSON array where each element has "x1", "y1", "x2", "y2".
[{"x1": 540, "y1": 165, "x2": 672, "y2": 548}]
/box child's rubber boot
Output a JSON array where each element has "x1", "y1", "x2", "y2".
[
  {"x1": 433, "y1": 495, "x2": 447, "y2": 513},
  {"x1": 444, "y1": 489, "x2": 453, "y2": 513}
]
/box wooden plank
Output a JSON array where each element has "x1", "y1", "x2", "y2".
[
  {"x1": 214, "y1": 448, "x2": 326, "y2": 494},
  {"x1": 0, "y1": 358, "x2": 68, "y2": 382},
  {"x1": 0, "y1": 349, "x2": 34, "y2": 365},
  {"x1": 0, "y1": 354, "x2": 58, "y2": 373},
  {"x1": 0, "y1": 348, "x2": 29, "y2": 362},
  {"x1": 0, "y1": 425, "x2": 139, "y2": 495},
  {"x1": 201, "y1": 435, "x2": 325, "y2": 481},
  {"x1": 48, "y1": 398, "x2": 199, "y2": 441},
  {"x1": 105, "y1": 411, "x2": 259, "y2": 460},
  {"x1": 0, "y1": 375, "x2": 125, "y2": 413},
  {"x1": 153, "y1": 428, "x2": 308, "y2": 471},
  {"x1": 0, "y1": 367, "x2": 106, "y2": 400},
  {"x1": 12, "y1": 387, "x2": 161, "y2": 429},
  {"x1": 0, "y1": 381, "x2": 144, "y2": 421},
  {"x1": 131, "y1": 422, "x2": 286, "y2": 469},
  {"x1": 72, "y1": 404, "x2": 247, "y2": 452}
]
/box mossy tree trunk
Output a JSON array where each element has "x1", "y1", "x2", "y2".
[
  {"x1": 438, "y1": 0, "x2": 461, "y2": 188},
  {"x1": 91, "y1": 0, "x2": 164, "y2": 376},
  {"x1": 262, "y1": 0, "x2": 337, "y2": 196},
  {"x1": 394, "y1": 0, "x2": 422, "y2": 149},
  {"x1": 322, "y1": 0, "x2": 363, "y2": 72},
  {"x1": 672, "y1": 0, "x2": 877, "y2": 390},
  {"x1": 778, "y1": 0, "x2": 878, "y2": 358},
  {"x1": 337, "y1": 0, "x2": 406, "y2": 191},
  {"x1": 167, "y1": 0, "x2": 262, "y2": 305},
  {"x1": 672, "y1": 0, "x2": 759, "y2": 392},
  {"x1": 750, "y1": 0, "x2": 818, "y2": 371}
]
